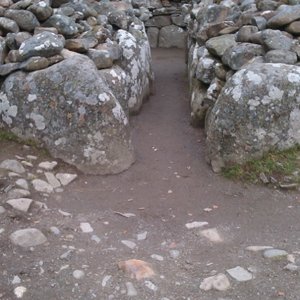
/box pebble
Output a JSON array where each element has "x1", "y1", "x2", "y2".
[
  {"x1": 60, "y1": 249, "x2": 73, "y2": 260},
  {"x1": 200, "y1": 273, "x2": 231, "y2": 291},
  {"x1": 12, "y1": 276, "x2": 21, "y2": 285},
  {"x1": 185, "y1": 221, "x2": 208, "y2": 229},
  {"x1": 14, "y1": 286, "x2": 27, "y2": 298},
  {"x1": 226, "y1": 266, "x2": 253, "y2": 282},
  {"x1": 121, "y1": 240, "x2": 137, "y2": 249},
  {"x1": 0, "y1": 228, "x2": 4, "y2": 234},
  {"x1": 56, "y1": 173, "x2": 77, "y2": 186},
  {"x1": 284, "y1": 263, "x2": 299, "y2": 272},
  {"x1": 8, "y1": 172, "x2": 21, "y2": 178},
  {"x1": 7, "y1": 198, "x2": 33, "y2": 212},
  {"x1": 80, "y1": 222, "x2": 93, "y2": 233},
  {"x1": 118, "y1": 259, "x2": 155, "y2": 280},
  {"x1": 21, "y1": 161, "x2": 33, "y2": 168},
  {"x1": 7, "y1": 188, "x2": 31, "y2": 199},
  {"x1": 26, "y1": 155, "x2": 37, "y2": 160},
  {"x1": 91, "y1": 234, "x2": 101, "y2": 243},
  {"x1": 44, "y1": 172, "x2": 61, "y2": 188},
  {"x1": 144, "y1": 280, "x2": 158, "y2": 291},
  {"x1": 38, "y1": 161, "x2": 58, "y2": 171},
  {"x1": 0, "y1": 206, "x2": 6, "y2": 214},
  {"x1": 245, "y1": 246, "x2": 273, "y2": 252},
  {"x1": 32, "y1": 179, "x2": 54, "y2": 193},
  {"x1": 200, "y1": 228, "x2": 223, "y2": 243},
  {"x1": 126, "y1": 282, "x2": 138, "y2": 296},
  {"x1": 10, "y1": 228, "x2": 47, "y2": 247},
  {"x1": 151, "y1": 254, "x2": 164, "y2": 261},
  {"x1": 73, "y1": 270, "x2": 85, "y2": 279},
  {"x1": 263, "y1": 249, "x2": 288, "y2": 259},
  {"x1": 0, "y1": 159, "x2": 26, "y2": 174},
  {"x1": 102, "y1": 275, "x2": 112, "y2": 287},
  {"x1": 50, "y1": 226, "x2": 60, "y2": 235},
  {"x1": 137, "y1": 231, "x2": 147, "y2": 241},
  {"x1": 169, "y1": 250, "x2": 180, "y2": 259},
  {"x1": 15, "y1": 179, "x2": 29, "y2": 190}
]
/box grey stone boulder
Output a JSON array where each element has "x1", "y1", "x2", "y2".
[
  {"x1": 116, "y1": 28, "x2": 153, "y2": 114},
  {"x1": 205, "y1": 34, "x2": 237, "y2": 57},
  {"x1": 4, "y1": 9, "x2": 40, "y2": 32},
  {"x1": 108, "y1": 10, "x2": 129, "y2": 30},
  {"x1": 0, "y1": 17, "x2": 19, "y2": 33},
  {"x1": 158, "y1": 25, "x2": 187, "y2": 48},
  {"x1": 147, "y1": 27, "x2": 159, "y2": 48},
  {"x1": 195, "y1": 49, "x2": 218, "y2": 85},
  {"x1": 265, "y1": 50, "x2": 297, "y2": 64},
  {"x1": 145, "y1": 15, "x2": 172, "y2": 28},
  {"x1": 0, "y1": 51, "x2": 134, "y2": 175},
  {"x1": 87, "y1": 49, "x2": 113, "y2": 69},
  {"x1": 286, "y1": 21, "x2": 300, "y2": 35},
  {"x1": 260, "y1": 29, "x2": 294, "y2": 51},
  {"x1": 267, "y1": 5, "x2": 300, "y2": 28},
  {"x1": 236, "y1": 25, "x2": 258, "y2": 43},
  {"x1": 222, "y1": 43, "x2": 265, "y2": 70},
  {"x1": 28, "y1": 2, "x2": 53, "y2": 21},
  {"x1": 18, "y1": 31, "x2": 65, "y2": 61},
  {"x1": 171, "y1": 14, "x2": 186, "y2": 27},
  {"x1": 43, "y1": 14, "x2": 78, "y2": 37},
  {"x1": 206, "y1": 63, "x2": 300, "y2": 172}
]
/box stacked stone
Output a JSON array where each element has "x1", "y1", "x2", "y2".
[
  {"x1": 187, "y1": 0, "x2": 300, "y2": 172},
  {"x1": 133, "y1": 0, "x2": 190, "y2": 48},
  {"x1": 0, "y1": 0, "x2": 154, "y2": 175}
]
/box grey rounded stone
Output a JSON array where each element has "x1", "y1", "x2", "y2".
[
  {"x1": 263, "y1": 249, "x2": 288, "y2": 259},
  {"x1": 10, "y1": 228, "x2": 47, "y2": 247}
]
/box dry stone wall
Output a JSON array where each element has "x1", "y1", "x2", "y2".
[
  {"x1": 187, "y1": 0, "x2": 300, "y2": 172},
  {"x1": 0, "y1": 0, "x2": 154, "y2": 175}
]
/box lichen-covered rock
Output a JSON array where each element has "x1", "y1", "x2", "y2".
[
  {"x1": 206, "y1": 63, "x2": 300, "y2": 172},
  {"x1": 158, "y1": 24, "x2": 187, "y2": 48},
  {"x1": 43, "y1": 14, "x2": 78, "y2": 37},
  {"x1": 205, "y1": 34, "x2": 236, "y2": 57},
  {"x1": 267, "y1": 5, "x2": 300, "y2": 28},
  {"x1": 0, "y1": 52, "x2": 134, "y2": 175},
  {"x1": 4, "y1": 9, "x2": 40, "y2": 32}
]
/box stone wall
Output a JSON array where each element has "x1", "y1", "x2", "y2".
[
  {"x1": 187, "y1": 0, "x2": 300, "y2": 172},
  {"x1": 0, "y1": 0, "x2": 154, "y2": 175}
]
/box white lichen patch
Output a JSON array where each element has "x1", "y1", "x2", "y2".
[
  {"x1": 287, "y1": 73, "x2": 300, "y2": 83},
  {"x1": 27, "y1": 94, "x2": 37, "y2": 102},
  {"x1": 0, "y1": 92, "x2": 18, "y2": 125},
  {"x1": 26, "y1": 113, "x2": 45, "y2": 130},
  {"x1": 98, "y1": 93, "x2": 111, "y2": 103},
  {"x1": 246, "y1": 71, "x2": 262, "y2": 85},
  {"x1": 261, "y1": 86, "x2": 284, "y2": 105},
  {"x1": 112, "y1": 102, "x2": 128, "y2": 125},
  {"x1": 54, "y1": 137, "x2": 67, "y2": 146}
]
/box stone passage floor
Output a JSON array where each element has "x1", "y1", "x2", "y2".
[{"x1": 1, "y1": 49, "x2": 300, "y2": 300}]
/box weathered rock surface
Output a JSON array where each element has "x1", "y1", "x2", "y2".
[
  {"x1": 10, "y1": 228, "x2": 47, "y2": 247},
  {"x1": 158, "y1": 25, "x2": 187, "y2": 48}
]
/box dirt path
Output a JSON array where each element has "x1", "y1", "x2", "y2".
[{"x1": 1, "y1": 49, "x2": 300, "y2": 300}]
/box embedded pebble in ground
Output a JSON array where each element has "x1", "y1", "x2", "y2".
[
  {"x1": 121, "y1": 240, "x2": 137, "y2": 249},
  {"x1": 26, "y1": 155, "x2": 37, "y2": 160},
  {"x1": 169, "y1": 250, "x2": 180, "y2": 259},
  {"x1": 245, "y1": 246, "x2": 273, "y2": 252},
  {"x1": 38, "y1": 161, "x2": 58, "y2": 171},
  {"x1": 0, "y1": 206, "x2": 6, "y2": 214},
  {"x1": 44, "y1": 172, "x2": 61, "y2": 188},
  {"x1": 102, "y1": 275, "x2": 112, "y2": 287},
  {"x1": 185, "y1": 221, "x2": 208, "y2": 229},
  {"x1": 91, "y1": 235, "x2": 101, "y2": 243},
  {"x1": 226, "y1": 266, "x2": 253, "y2": 282},
  {"x1": 12, "y1": 276, "x2": 21, "y2": 285},
  {"x1": 263, "y1": 249, "x2": 288, "y2": 259},
  {"x1": 0, "y1": 159, "x2": 26, "y2": 173},
  {"x1": 126, "y1": 282, "x2": 138, "y2": 296},
  {"x1": 6, "y1": 198, "x2": 33, "y2": 212},
  {"x1": 21, "y1": 161, "x2": 33, "y2": 168},
  {"x1": 73, "y1": 270, "x2": 85, "y2": 279},
  {"x1": 80, "y1": 222, "x2": 94, "y2": 233},
  {"x1": 56, "y1": 173, "x2": 77, "y2": 186},
  {"x1": 137, "y1": 231, "x2": 147, "y2": 241},
  {"x1": 10, "y1": 228, "x2": 47, "y2": 247},
  {"x1": 118, "y1": 259, "x2": 155, "y2": 280},
  {"x1": 15, "y1": 179, "x2": 29, "y2": 190},
  {"x1": 14, "y1": 286, "x2": 27, "y2": 298},
  {"x1": 284, "y1": 263, "x2": 299, "y2": 272},
  {"x1": 200, "y1": 273, "x2": 231, "y2": 291},
  {"x1": 50, "y1": 226, "x2": 60, "y2": 235},
  {"x1": 32, "y1": 179, "x2": 54, "y2": 193},
  {"x1": 200, "y1": 228, "x2": 223, "y2": 243},
  {"x1": 151, "y1": 254, "x2": 164, "y2": 261},
  {"x1": 145, "y1": 280, "x2": 158, "y2": 291}
]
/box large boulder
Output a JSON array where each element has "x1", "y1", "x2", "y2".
[
  {"x1": 206, "y1": 63, "x2": 300, "y2": 172},
  {"x1": 158, "y1": 25, "x2": 187, "y2": 48},
  {"x1": 0, "y1": 51, "x2": 134, "y2": 175}
]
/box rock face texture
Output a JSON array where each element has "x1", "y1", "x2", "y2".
[
  {"x1": 187, "y1": 0, "x2": 300, "y2": 172},
  {"x1": 0, "y1": 0, "x2": 154, "y2": 175}
]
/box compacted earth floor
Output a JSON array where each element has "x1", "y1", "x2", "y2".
[{"x1": 1, "y1": 49, "x2": 300, "y2": 300}]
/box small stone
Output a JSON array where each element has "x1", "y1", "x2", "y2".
[
  {"x1": 73, "y1": 270, "x2": 85, "y2": 279},
  {"x1": 80, "y1": 222, "x2": 93, "y2": 233},
  {"x1": 137, "y1": 231, "x2": 147, "y2": 241},
  {"x1": 0, "y1": 228, "x2": 4, "y2": 234},
  {"x1": 38, "y1": 161, "x2": 57, "y2": 171},
  {"x1": 60, "y1": 250, "x2": 73, "y2": 260},
  {"x1": 21, "y1": 161, "x2": 33, "y2": 168},
  {"x1": 169, "y1": 250, "x2": 180, "y2": 259},
  {"x1": 200, "y1": 273, "x2": 230, "y2": 291},
  {"x1": 91, "y1": 234, "x2": 101, "y2": 243},
  {"x1": 58, "y1": 209, "x2": 72, "y2": 217},
  {"x1": 32, "y1": 179, "x2": 53, "y2": 193},
  {"x1": 26, "y1": 155, "x2": 37, "y2": 160},
  {"x1": 0, "y1": 206, "x2": 6, "y2": 214},
  {"x1": 226, "y1": 266, "x2": 253, "y2": 282},
  {"x1": 0, "y1": 159, "x2": 25, "y2": 174},
  {"x1": 8, "y1": 172, "x2": 21, "y2": 178},
  {"x1": 121, "y1": 240, "x2": 137, "y2": 249},
  {"x1": 118, "y1": 259, "x2": 155, "y2": 280},
  {"x1": 7, "y1": 198, "x2": 33, "y2": 212},
  {"x1": 56, "y1": 173, "x2": 77, "y2": 186},
  {"x1": 126, "y1": 282, "x2": 138, "y2": 296},
  {"x1": 15, "y1": 179, "x2": 29, "y2": 190},
  {"x1": 151, "y1": 254, "x2": 164, "y2": 261},
  {"x1": 259, "y1": 172, "x2": 269, "y2": 184},
  {"x1": 44, "y1": 172, "x2": 61, "y2": 188},
  {"x1": 14, "y1": 286, "x2": 27, "y2": 298},
  {"x1": 263, "y1": 249, "x2": 288, "y2": 259},
  {"x1": 102, "y1": 275, "x2": 112, "y2": 287},
  {"x1": 185, "y1": 221, "x2": 208, "y2": 229},
  {"x1": 50, "y1": 226, "x2": 60, "y2": 235},
  {"x1": 7, "y1": 189, "x2": 30, "y2": 199},
  {"x1": 12, "y1": 275, "x2": 21, "y2": 285},
  {"x1": 144, "y1": 280, "x2": 158, "y2": 291},
  {"x1": 200, "y1": 228, "x2": 223, "y2": 243},
  {"x1": 284, "y1": 263, "x2": 299, "y2": 272},
  {"x1": 10, "y1": 228, "x2": 47, "y2": 247},
  {"x1": 246, "y1": 246, "x2": 273, "y2": 252}
]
